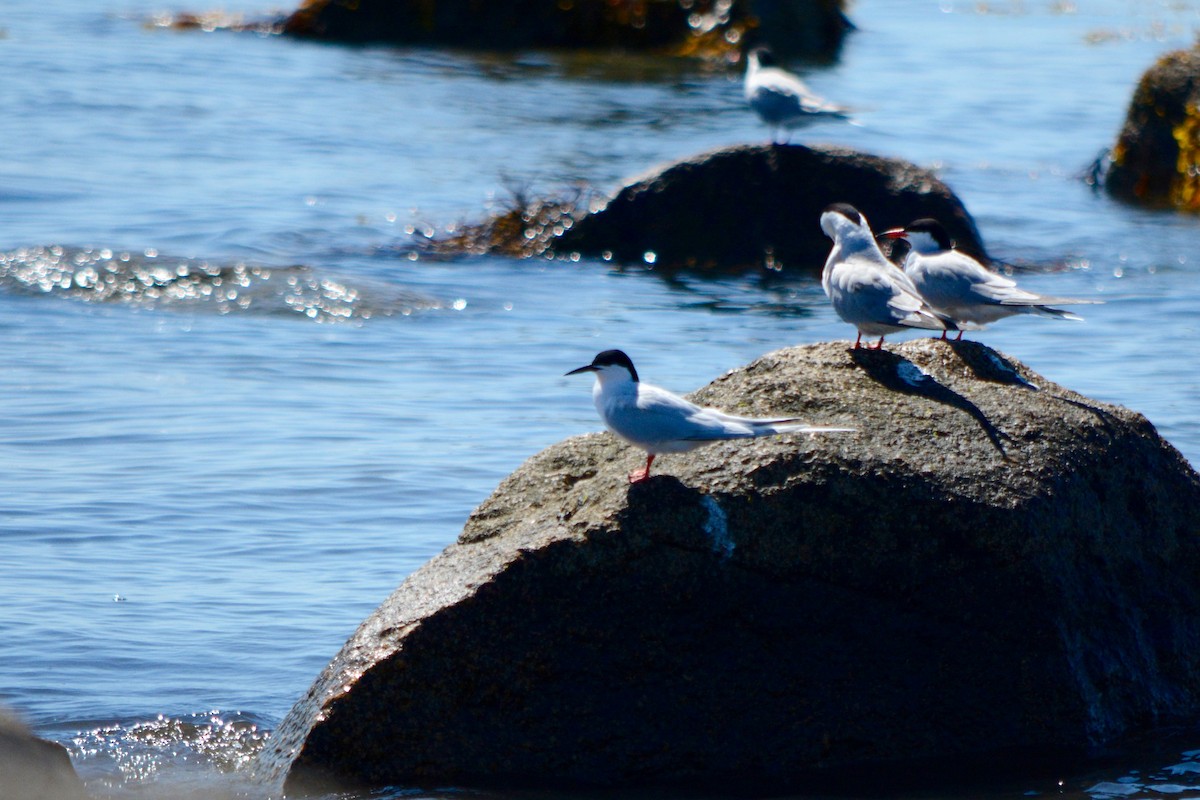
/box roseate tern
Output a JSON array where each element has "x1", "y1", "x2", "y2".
[
  {"x1": 881, "y1": 218, "x2": 1100, "y2": 339},
  {"x1": 819, "y1": 203, "x2": 955, "y2": 349},
  {"x1": 744, "y1": 46, "x2": 850, "y2": 144},
  {"x1": 566, "y1": 349, "x2": 853, "y2": 483}
]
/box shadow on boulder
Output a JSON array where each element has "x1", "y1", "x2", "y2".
[{"x1": 849, "y1": 347, "x2": 1009, "y2": 457}]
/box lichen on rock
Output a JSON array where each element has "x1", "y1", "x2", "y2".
[{"x1": 1104, "y1": 46, "x2": 1200, "y2": 210}]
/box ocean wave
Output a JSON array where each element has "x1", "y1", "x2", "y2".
[{"x1": 0, "y1": 246, "x2": 443, "y2": 322}]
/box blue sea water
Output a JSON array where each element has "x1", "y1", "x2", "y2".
[{"x1": 1, "y1": 1, "x2": 1199, "y2": 798}]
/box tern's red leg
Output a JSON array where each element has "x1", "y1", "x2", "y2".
[
  {"x1": 853, "y1": 332, "x2": 863, "y2": 349},
  {"x1": 940, "y1": 330, "x2": 949, "y2": 341},
  {"x1": 955, "y1": 331, "x2": 964, "y2": 341},
  {"x1": 629, "y1": 454, "x2": 655, "y2": 483},
  {"x1": 872, "y1": 336, "x2": 885, "y2": 350}
]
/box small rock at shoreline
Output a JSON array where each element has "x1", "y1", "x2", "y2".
[{"x1": 0, "y1": 709, "x2": 85, "y2": 800}]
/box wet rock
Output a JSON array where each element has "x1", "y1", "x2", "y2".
[
  {"x1": 255, "y1": 339, "x2": 1200, "y2": 795},
  {"x1": 1104, "y1": 46, "x2": 1200, "y2": 210},
  {"x1": 0, "y1": 710, "x2": 86, "y2": 800},
  {"x1": 280, "y1": 0, "x2": 849, "y2": 60},
  {"x1": 554, "y1": 143, "x2": 986, "y2": 271}
]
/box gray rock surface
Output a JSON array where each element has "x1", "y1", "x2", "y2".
[
  {"x1": 0, "y1": 710, "x2": 85, "y2": 800},
  {"x1": 1105, "y1": 46, "x2": 1200, "y2": 210},
  {"x1": 556, "y1": 144, "x2": 986, "y2": 271},
  {"x1": 256, "y1": 339, "x2": 1200, "y2": 796}
]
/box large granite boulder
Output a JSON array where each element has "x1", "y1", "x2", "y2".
[
  {"x1": 553, "y1": 144, "x2": 986, "y2": 271},
  {"x1": 0, "y1": 710, "x2": 85, "y2": 800},
  {"x1": 256, "y1": 339, "x2": 1200, "y2": 796},
  {"x1": 281, "y1": 0, "x2": 849, "y2": 58},
  {"x1": 1104, "y1": 46, "x2": 1200, "y2": 210}
]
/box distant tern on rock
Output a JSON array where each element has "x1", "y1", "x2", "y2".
[
  {"x1": 819, "y1": 203, "x2": 955, "y2": 349},
  {"x1": 881, "y1": 218, "x2": 1100, "y2": 339},
  {"x1": 567, "y1": 349, "x2": 852, "y2": 483},
  {"x1": 744, "y1": 46, "x2": 850, "y2": 144}
]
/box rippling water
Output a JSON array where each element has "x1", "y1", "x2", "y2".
[{"x1": 2, "y1": 1, "x2": 1200, "y2": 798}]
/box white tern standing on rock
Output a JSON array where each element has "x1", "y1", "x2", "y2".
[
  {"x1": 819, "y1": 202, "x2": 955, "y2": 349},
  {"x1": 880, "y1": 218, "x2": 1100, "y2": 339},
  {"x1": 566, "y1": 349, "x2": 853, "y2": 483},
  {"x1": 744, "y1": 46, "x2": 850, "y2": 144}
]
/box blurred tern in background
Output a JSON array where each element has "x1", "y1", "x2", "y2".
[{"x1": 744, "y1": 46, "x2": 851, "y2": 144}]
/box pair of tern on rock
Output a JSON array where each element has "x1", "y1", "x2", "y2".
[
  {"x1": 820, "y1": 203, "x2": 1099, "y2": 350},
  {"x1": 741, "y1": 52, "x2": 1096, "y2": 347}
]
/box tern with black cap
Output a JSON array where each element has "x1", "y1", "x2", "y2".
[
  {"x1": 880, "y1": 217, "x2": 1100, "y2": 339},
  {"x1": 567, "y1": 349, "x2": 853, "y2": 483}
]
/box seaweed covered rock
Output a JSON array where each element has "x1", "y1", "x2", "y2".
[
  {"x1": 0, "y1": 710, "x2": 85, "y2": 800},
  {"x1": 256, "y1": 340, "x2": 1200, "y2": 796},
  {"x1": 282, "y1": 0, "x2": 850, "y2": 59},
  {"x1": 554, "y1": 143, "x2": 985, "y2": 271},
  {"x1": 1105, "y1": 46, "x2": 1200, "y2": 210}
]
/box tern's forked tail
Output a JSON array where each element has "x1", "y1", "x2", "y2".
[
  {"x1": 1026, "y1": 305, "x2": 1086, "y2": 321},
  {"x1": 768, "y1": 422, "x2": 857, "y2": 436}
]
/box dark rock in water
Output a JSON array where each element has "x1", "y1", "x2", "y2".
[
  {"x1": 744, "y1": 0, "x2": 853, "y2": 61},
  {"x1": 554, "y1": 144, "x2": 986, "y2": 271},
  {"x1": 281, "y1": 0, "x2": 849, "y2": 59},
  {"x1": 255, "y1": 339, "x2": 1200, "y2": 796},
  {"x1": 1104, "y1": 47, "x2": 1200, "y2": 210},
  {"x1": 0, "y1": 710, "x2": 86, "y2": 800}
]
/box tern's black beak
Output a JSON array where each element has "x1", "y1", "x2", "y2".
[{"x1": 565, "y1": 364, "x2": 599, "y2": 376}]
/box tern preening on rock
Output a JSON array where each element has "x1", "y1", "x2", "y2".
[
  {"x1": 566, "y1": 349, "x2": 853, "y2": 483},
  {"x1": 880, "y1": 218, "x2": 1100, "y2": 339},
  {"x1": 744, "y1": 46, "x2": 850, "y2": 144},
  {"x1": 819, "y1": 203, "x2": 955, "y2": 349}
]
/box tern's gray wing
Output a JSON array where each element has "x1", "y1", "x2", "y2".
[
  {"x1": 631, "y1": 386, "x2": 758, "y2": 442},
  {"x1": 749, "y1": 68, "x2": 845, "y2": 124},
  {"x1": 909, "y1": 251, "x2": 1020, "y2": 308},
  {"x1": 604, "y1": 385, "x2": 852, "y2": 451},
  {"x1": 831, "y1": 253, "x2": 946, "y2": 331},
  {"x1": 912, "y1": 252, "x2": 1099, "y2": 312},
  {"x1": 604, "y1": 386, "x2": 771, "y2": 450}
]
